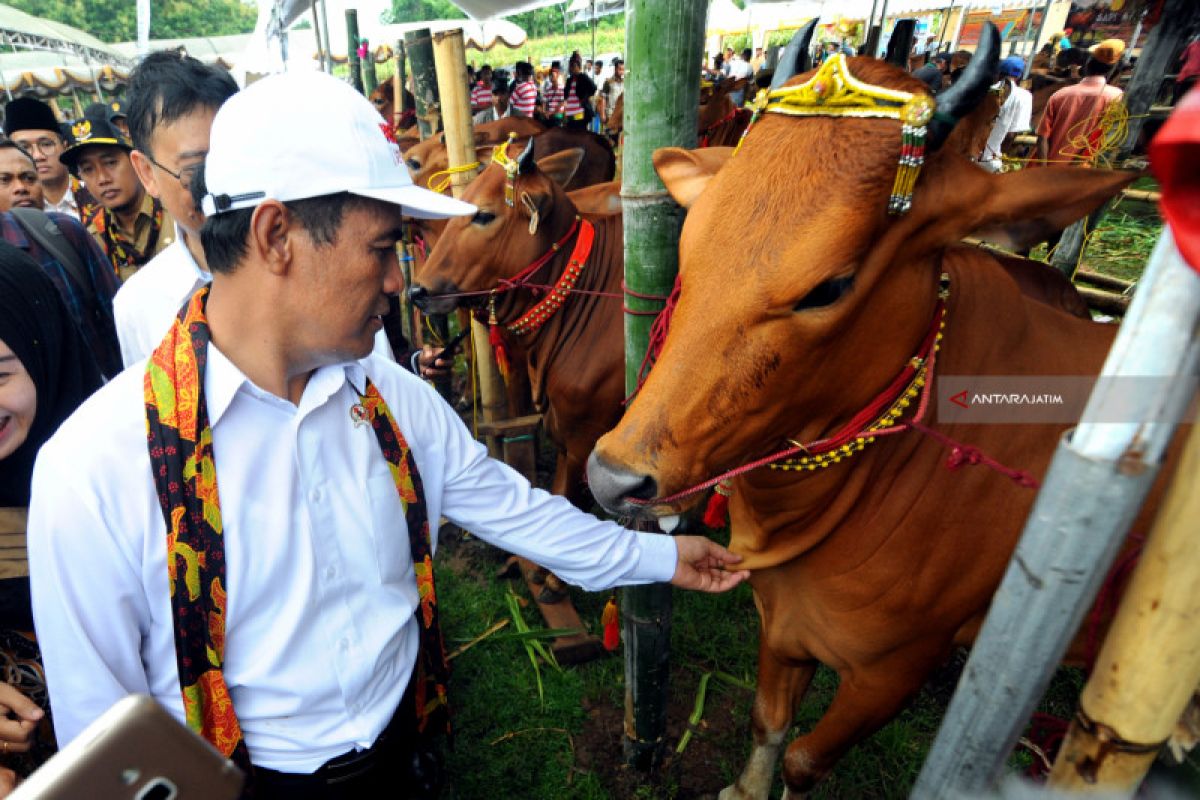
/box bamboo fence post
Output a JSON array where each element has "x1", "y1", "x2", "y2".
[
  {"x1": 620, "y1": 0, "x2": 707, "y2": 772},
  {"x1": 346, "y1": 9, "x2": 363, "y2": 95},
  {"x1": 1048, "y1": 419, "x2": 1200, "y2": 794},
  {"x1": 406, "y1": 29, "x2": 439, "y2": 140},
  {"x1": 432, "y1": 28, "x2": 505, "y2": 457},
  {"x1": 362, "y1": 42, "x2": 379, "y2": 96},
  {"x1": 912, "y1": 228, "x2": 1200, "y2": 799},
  {"x1": 393, "y1": 40, "x2": 406, "y2": 133}
]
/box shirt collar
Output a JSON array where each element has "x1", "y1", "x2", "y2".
[{"x1": 205, "y1": 341, "x2": 368, "y2": 427}]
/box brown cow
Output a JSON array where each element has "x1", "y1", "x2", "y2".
[
  {"x1": 587, "y1": 29, "x2": 1146, "y2": 798},
  {"x1": 403, "y1": 119, "x2": 615, "y2": 195},
  {"x1": 698, "y1": 77, "x2": 752, "y2": 147},
  {"x1": 409, "y1": 143, "x2": 625, "y2": 510}
]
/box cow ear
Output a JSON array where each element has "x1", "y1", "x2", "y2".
[
  {"x1": 652, "y1": 146, "x2": 734, "y2": 209},
  {"x1": 966, "y1": 165, "x2": 1138, "y2": 252},
  {"x1": 535, "y1": 148, "x2": 585, "y2": 189}
]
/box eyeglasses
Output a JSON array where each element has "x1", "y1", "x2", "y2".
[
  {"x1": 143, "y1": 152, "x2": 204, "y2": 188},
  {"x1": 14, "y1": 137, "x2": 61, "y2": 155}
]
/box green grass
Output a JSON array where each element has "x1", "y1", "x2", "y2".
[{"x1": 433, "y1": 525, "x2": 1121, "y2": 799}]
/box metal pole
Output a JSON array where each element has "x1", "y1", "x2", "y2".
[
  {"x1": 591, "y1": 0, "x2": 597, "y2": 63},
  {"x1": 310, "y1": 2, "x2": 328, "y2": 74},
  {"x1": 620, "y1": 0, "x2": 707, "y2": 772},
  {"x1": 1016, "y1": 5, "x2": 1037, "y2": 60},
  {"x1": 346, "y1": 9, "x2": 364, "y2": 95},
  {"x1": 911, "y1": 227, "x2": 1200, "y2": 800},
  {"x1": 319, "y1": 0, "x2": 334, "y2": 74},
  {"x1": 866, "y1": 0, "x2": 881, "y2": 55},
  {"x1": 136, "y1": 0, "x2": 151, "y2": 57},
  {"x1": 1023, "y1": 0, "x2": 1056, "y2": 80},
  {"x1": 934, "y1": 1, "x2": 955, "y2": 55},
  {"x1": 875, "y1": 0, "x2": 891, "y2": 58}
]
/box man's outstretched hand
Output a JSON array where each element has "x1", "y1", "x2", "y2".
[{"x1": 670, "y1": 536, "x2": 750, "y2": 593}]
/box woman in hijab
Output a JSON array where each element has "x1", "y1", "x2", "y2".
[{"x1": 0, "y1": 240, "x2": 103, "y2": 791}]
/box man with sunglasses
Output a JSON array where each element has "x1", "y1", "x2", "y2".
[{"x1": 3, "y1": 98, "x2": 98, "y2": 223}]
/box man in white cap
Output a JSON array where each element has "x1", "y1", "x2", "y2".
[{"x1": 27, "y1": 72, "x2": 746, "y2": 798}]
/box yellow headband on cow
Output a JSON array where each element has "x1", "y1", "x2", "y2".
[
  {"x1": 740, "y1": 54, "x2": 937, "y2": 215},
  {"x1": 491, "y1": 132, "x2": 521, "y2": 207}
]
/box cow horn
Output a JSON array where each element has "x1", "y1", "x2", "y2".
[
  {"x1": 770, "y1": 19, "x2": 817, "y2": 90},
  {"x1": 927, "y1": 21, "x2": 1000, "y2": 151},
  {"x1": 517, "y1": 136, "x2": 536, "y2": 174}
]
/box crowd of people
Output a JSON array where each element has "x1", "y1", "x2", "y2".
[
  {"x1": 465, "y1": 51, "x2": 625, "y2": 137},
  {"x1": 0, "y1": 49, "x2": 744, "y2": 799}
]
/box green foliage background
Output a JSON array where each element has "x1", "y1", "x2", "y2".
[{"x1": 4, "y1": 0, "x2": 258, "y2": 43}]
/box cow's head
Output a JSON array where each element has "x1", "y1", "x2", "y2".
[
  {"x1": 588, "y1": 24, "x2": 1135, "y2": 518},
  {"x1": 409, "y1": 139, "x2": 586, "y2": 316}
]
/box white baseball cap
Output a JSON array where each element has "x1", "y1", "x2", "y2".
[{"x1": 201, "y1": 71, "x2": 475, "y2": 220}]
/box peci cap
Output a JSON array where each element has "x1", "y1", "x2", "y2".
[
  {"x1": 3, "y1": 97, "x2": 61, "y2": 138},
  {"x1": 201, "y1": 71, "x2": 475, "y2": 220},
  {"x1": 59, "y1": 114, "x2": 133, "y2": 174},
  {"x1": 1088, "y1": 38, "x2": 1125, "y2": 66}
]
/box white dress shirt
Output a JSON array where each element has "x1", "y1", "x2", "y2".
[
  {"x1": 981, "y1": 80, "x2": 1033, "y2": 173},
  {"x1": 112, "y1": 228, "x2": 393, "y2": 367},
  {"x1": 113, "y1": 231, "x2": 210, "y2": 367},
  {"x1": 28, "y1": 348, "x2": 676, "y2": 772},
  {"x1": 43, "y1": 183, "x2": 81, "y2": 220}
]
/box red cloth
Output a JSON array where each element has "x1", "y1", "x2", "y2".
[
  {"x1": 1178, "y1": 40, "x2": 1200, "y2": 84},
  {"x1": 1150, "y1": 87, "x2": 1200, "y2": 273}
]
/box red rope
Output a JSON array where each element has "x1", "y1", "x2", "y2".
[{"x1": 627, "y1": 297, "x2": 1042, "y2": 507}]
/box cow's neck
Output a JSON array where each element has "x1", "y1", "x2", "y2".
[{"x1": 498, "y1": 211, "x2": 622, "y2": 403}]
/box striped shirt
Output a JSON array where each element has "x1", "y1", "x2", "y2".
[
  {"x1": 512, "y1": 80, "x2": 538, "y2": 117},
  {"x1": 543, "y1": 78, "x2": 564, "y2": 114},
  {"x1": 469, "y1": 80, "x2": 493, "y2": 111}
]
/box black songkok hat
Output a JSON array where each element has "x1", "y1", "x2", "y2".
[{"x1": 3, "y1": 97, "x2": 61, "y2": 138}]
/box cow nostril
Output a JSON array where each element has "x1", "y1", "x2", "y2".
[
  {"x1": 407, "y1": 285, "x2": 429, "y2": 307},
  {"x1": 586, "y1": 451, "x2": 659, "y2": 514}
]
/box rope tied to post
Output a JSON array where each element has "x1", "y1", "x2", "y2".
[{"x1": 427, "y1": 161, "x2": 481, "y2": 193}]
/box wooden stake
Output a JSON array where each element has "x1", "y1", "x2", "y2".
[
  {"x1": 431, "y1": 28, "x2": 505, "y2": 456},
  {"x1": 1049, "y1": 421, "x2": 1200, "y2": 794}
]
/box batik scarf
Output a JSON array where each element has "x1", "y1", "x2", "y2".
[{"x1": 144, "y1": 288, "x2": 450, "y2": 776}]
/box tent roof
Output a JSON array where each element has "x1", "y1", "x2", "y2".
[
  {"x1": 447, "y1": 0, "x2": 566, "y2": 20},
  {"x1": 0, "y1": 50, "x2": 129, "y2": 95},
  {"x1": 0, "y1": 3, "x2": 130, "y2": 65}
]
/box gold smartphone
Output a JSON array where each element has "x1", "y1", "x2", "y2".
[{"x1": 11, "y1": 695, "x2": 243, "y2": 800}]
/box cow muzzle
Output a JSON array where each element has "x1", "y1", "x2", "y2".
[
  {"x1": 586, "y1": 451, "x2": 661, "y2": 520},
  {"x1": 407, "y1": 284, "x2": 459, "y2": 315}
]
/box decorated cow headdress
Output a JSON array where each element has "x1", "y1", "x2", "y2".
[{"x1": 738, "y1": 20, "x2": 1001, "y2": 215}]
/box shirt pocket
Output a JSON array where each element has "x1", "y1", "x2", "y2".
[{"x1": 366, "y1": 472, "x2": 413, "y2": 586}]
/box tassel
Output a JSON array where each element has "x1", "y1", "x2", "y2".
[
  {"x1": 702, "y1": 481, "x2": 733, "y2": 529},
  {"x1": 488, "y1": 324, "x2": 510, "y2": 383},
  {"x1": 487, "y1": 294, "x2": 510, "y2": 383},
  {"x1": 601, "y1": 596, "x2": 620, "y2": 651}
]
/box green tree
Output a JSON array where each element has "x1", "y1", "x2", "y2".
[
  {"x1": 383, "y1": 0, "x2": 465, "y2": 24},
  {"x1": 4, "y1": 0, "x2": 257, "y2": 44}
]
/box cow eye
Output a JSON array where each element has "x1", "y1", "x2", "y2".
[
  {"x1": 406, "y1": 158, "x2": 420, "y2": 171},
  {"x1": 472, "y1": 210, "x2": 496, "y2": 225},
  {"x1": 794, "y1": 275, "x2": 854, "y2": 311}
]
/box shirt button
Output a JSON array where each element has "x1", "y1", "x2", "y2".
[
  {"x1": 311, "y1": 488, "x2": 323, "y2": 503},
  {"x1": 325, "y1": 565, "x2": 337, "y2": 581}
]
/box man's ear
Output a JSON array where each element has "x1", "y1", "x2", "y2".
[
  {"x1": 248, "y1": 201, "x2": 294, "y2": 276},
  {"x1": 535, "y1": 148, "x2": 585, "y2": 189},
  {"x1": 129, "y1": 150, "x2": 162, "y2": 200},
  {"x1": 652, "y1": 146, "x2": 733, "y2": 209}
]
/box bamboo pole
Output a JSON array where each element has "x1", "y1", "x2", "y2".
[
  {"x1": 346, "y1": 9, "x2": 364, "y2": 95},
  {"x1": 432, "y1": 28, "x2": 504, "y2": 457},
  {"x1": 362, "y1": 41, "x2": 379, "y2": 95},
  {"x1": 405, "y1": 29, "x2": 439, "y2": 140},
  {"x1": 912, "y1": 229, "x2": 1200, "y2": 799},
  {"x1": 393, "y1": 39, "x2": 406, "y2": 133},
  {"x1": 620, "y1": 0, "x2": 707, "y2": 772},
  {"x1": 1048, "y1": 420, "x2": 1200, "y2": 794}
]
